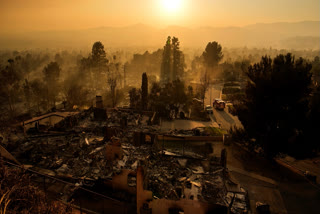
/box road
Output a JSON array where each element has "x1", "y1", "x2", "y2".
[
  {"x1": 160, "y1": 83, "x2": 242, "y2": 131},
  {"x1": 205, "y1": 84, "x2": 243, "y2": 130}
]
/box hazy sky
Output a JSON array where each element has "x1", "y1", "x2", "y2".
[{"x1": 0, "y1": 0, "x2": 319, "y2": 32}]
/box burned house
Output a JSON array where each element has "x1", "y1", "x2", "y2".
[{"x1": 2, "y1": 106, "x2": 248, "y2": 214}]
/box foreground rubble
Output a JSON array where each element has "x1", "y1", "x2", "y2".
[{"x1": 1, "y1": 108, "x2": 249, "y2": 214}]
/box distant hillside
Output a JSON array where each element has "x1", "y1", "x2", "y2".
[{"x1": 0, "y1": 21, "x2": 319, "y2": 50}]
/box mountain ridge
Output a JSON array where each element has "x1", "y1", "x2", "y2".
[{"x1": 0, "y1": 21, "x2": 319, "y2": 49}]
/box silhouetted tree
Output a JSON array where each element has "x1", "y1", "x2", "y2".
[
  {"x1": 107, "y1": 75, "x2": 118, "y2": 108},
  {"x1": 172, "y1": 37, "x2": 184, "y2": 80},
  {"x1": 171, "y1": 79, "x2": 188, "y2": 118},
  {"x1": 202, "y1": 41, "x2": 223, "y2": 76},
  {"x1": 129, "y1": 88, "x2": 141, "y2": 109},
  {"x1": 23, "y1": 79, "x2": 31, "y2": 110},
  {"x1": 0, "y1": 59, "x2": 22, "y2": 115},
  {"x1": 311, "y1": 56, "x2": 320, "y2": 86},
  {"x1": 126, "y1": 49, "x2": 162, "y2": 79},
  {"x1": 42, "y1": 61, "x2": 61, "y2": 109},
  {"x1": 78, "y1": 56, "x2": 92, "y2": 84},
  {"x1": 161, "y1": 36, "x2": 172, "y2": 83},
  {"x1": 199, "y1": 71, "x2": 210, "y2": 108},
  {"x1": 107, "y1": 60, "x2": 121, "y2": 108},
  {"x1": 91, "y1": 41, "x2": 108, "y2": 86},
  {"x1": 92, "y1": 41, "x2": 106, "y2": 65},
  {"x1": 43, "y1": 61, "x2": 60, "y2": 85},
  {"x1": 303, "y1": 85, "x2": 320, "y2": 157},
  {"x1": 54, "y1": 53, "x2": 64, "y2": 65},
  {"x1": 235, "y1": 53, "x2": 312, "y2": 157},
  {"x1": 160, "y1": 36, "x2": 185, "y2": 83},
  {"x1": 149, "y1": 82, "x2": 169, "y2": 117},
  {"x1": 141, "y1": 72, "x2": 148, "y2": 110},
  {"x1": 149, "y1": 80, "x2": 189, "y2": 119},
  {"x1": 30, "y1": 79, "x2": 46, "y2": 113},
  {"x1": 63, "y1": 74, "x2": 89, "y2": 109}
]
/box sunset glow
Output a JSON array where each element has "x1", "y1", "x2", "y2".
[
  {"x1": 161, "y1": 0, "x2": 182, "y2": 13},
  {"x1": 0, "y1": 0, "x2": 319, "y2": 213},
  {"x1": 0, "y1": 0, "x2": 318, "y2": 32}
]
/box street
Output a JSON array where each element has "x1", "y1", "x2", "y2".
[{"x1": 205, "y1": 83, "x2": 243, "y2": 130}]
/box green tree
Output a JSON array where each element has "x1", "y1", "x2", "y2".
[
  {"x1": 141, "y1": 72, "x2": 148, "y2": 110},
  {"x1": 235, "y1": 53, "x2": 312, "y2": 157}
]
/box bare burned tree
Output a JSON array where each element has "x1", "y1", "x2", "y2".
[
  {"x1": 107, "y1": 57, "x2": 121, "y2": 108},
  {"x1": 107, "y1": 75, "x2": 118, "y2": 108},
  {"x1": 199, "y1": 71, "x2": 210, "y2": 109}
]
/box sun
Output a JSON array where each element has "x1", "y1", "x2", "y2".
[{"x1": 162, "y1": 0, "x2": 182, "y2": 13}]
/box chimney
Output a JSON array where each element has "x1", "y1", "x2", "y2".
[{"x1": 96, "y1": 96, "x2": 103, "y2": 108}]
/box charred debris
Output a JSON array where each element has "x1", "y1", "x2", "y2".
[{"x1": 1, "y1": 100, "x2": 248, "y2": 214}]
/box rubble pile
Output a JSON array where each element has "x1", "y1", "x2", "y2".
[
  {"x1": 201, "y1": 173, "x2": 227, "y2": 204},
  {"x1": 11, "y1": 134, "x2": 112, "y2": 179},
  {"x1": 107, "y1": 110, "x2": 146, "y2": 127},
  {"x1": 110, "y1": 142, "x2": 153, "y2": 175},
  {"x1": 9, "y1": 109, "x2": 157, "y2": 181},
  {"x1": 225, "y1": 192, "x2": 248, "y2": 214},
  {"x1": 73, "y1": 114, "x2": 107, "y2": 134},
  {"x1": 145, "y1": 154, "x2": 228, "y2": 204},
  {"x1": 2, "y1": 107, "x2": 250, "y2": 213}
]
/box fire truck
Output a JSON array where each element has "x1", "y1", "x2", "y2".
[{"x1": 213, "y1": 98, "x2": 226, "y2": 110}]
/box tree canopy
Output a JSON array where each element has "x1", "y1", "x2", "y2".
[
  {"x1": 160, "y1": 36, "x2": 185, "y2": 83},
  {"x1": 43, "y1": 62, "x2": 60, "y2": 84},
  {"x1": 235, "y1": 53, "x2": 313, "y2": 157},
  {"x1": 202, "y1": 41, "x2": 223, "y2": 69},
  {"x1": 91, "y1": 41, "x2": 106, "y2": 65},
  {"x1": 42, "y1": 61, "x2": 61, "y2": 108}
]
